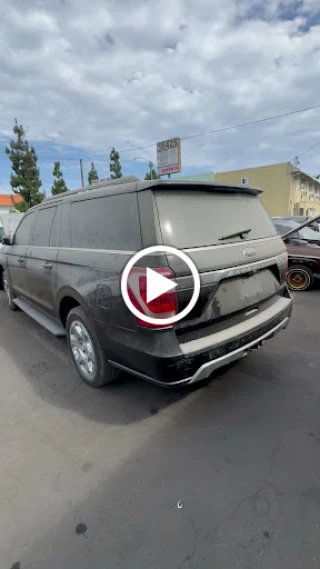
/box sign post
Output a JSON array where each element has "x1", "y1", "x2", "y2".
[{"x1": 157, "y1": 138, "x2": 181, "y2": 178}]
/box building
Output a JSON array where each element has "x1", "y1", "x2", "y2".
[
  {"x1": 214, "y1": 162, "x2": 320, "y2": 218},
  {"x1": 177, "y1": 172, "x2": 215, "y2": 182},
  {"x1": 0, "y1": 194, "x2": 23, "y2": 214}
]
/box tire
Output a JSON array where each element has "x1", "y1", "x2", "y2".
[
  {"x1": 287, "y1": 264, "x2": 314, "y2": 291},
  {"x1": 66, "y1": 306, "x2": 119, "y2": 388},
  {"x1": 2, "y1": 271, "x2": 18, "y2": 310}
]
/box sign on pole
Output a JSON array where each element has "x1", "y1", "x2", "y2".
[
  {"x1": 92, "y1": 177, "x2": 110, "y2": 184},
  {"x1": 157, "y1": 138, "x2": 181, "y2": 176}
]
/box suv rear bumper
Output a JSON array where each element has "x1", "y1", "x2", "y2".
[
  {"x1": 107, "y1": 293, "x2": 292, "y2": 386},
  {"x1": 186, "y1": 315, "x2": 289, "y2": 384}
]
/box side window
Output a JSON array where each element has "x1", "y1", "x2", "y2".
[
  {"x1": 32, "y1": 207, "x2": 57, "y2": 247},
  {"x1": 60, "y1": 203, "x2": 71, "y2": 248},
  {"x1": 70, "y1": 193, "x2": 141, "y2": 250},
  {"x1": 49, "y1": 206, "x2": 60, "y2": 247},
  {"x1": 14, "y1": 211, "x2": 37, "y2": 246}
]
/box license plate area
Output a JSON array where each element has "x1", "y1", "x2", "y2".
[{"x1": 210, "y1": 269, "x2": 279, "y2": 318}]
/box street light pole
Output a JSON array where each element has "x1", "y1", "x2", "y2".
[
  {"x1": 133, "y1": 157, "x2": 155, "y2": 180},
  {"x1": 79, "y1": 159, "x2": 84, "y2": 188}
]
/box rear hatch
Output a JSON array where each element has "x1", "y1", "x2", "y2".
[{"x1": 153, "y1": 186, "x2": 287, "y2": 337}]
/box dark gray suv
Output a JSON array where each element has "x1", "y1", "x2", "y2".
[{"x1": 0, "y1": 177, "x2": 292, "y2": 388}]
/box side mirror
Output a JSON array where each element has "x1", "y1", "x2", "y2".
[{"x1": 1, "y1": 234, "x2": 12, "y2": 246}]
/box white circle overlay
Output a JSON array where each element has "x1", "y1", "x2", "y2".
[{"x1": 121, "y1": 245, "x2": 201, "y2": 326}]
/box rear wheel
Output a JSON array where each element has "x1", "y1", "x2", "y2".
[
  {"x1": 66, "y1": 306, "x2": 119, "y2": 388},
  {"x1": 287, "y1": 264, "x2": 314, "y2": 291}
]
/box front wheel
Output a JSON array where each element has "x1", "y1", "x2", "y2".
[
  {"x1": 2, "y1": 271, "x2": 18, "y2": 310},
  {"x1": 66, "y1": 306, "x2": 119, "y2": 388},
  {"x1": 287, "y1": 264, "x2": 314, "y2": 291}
]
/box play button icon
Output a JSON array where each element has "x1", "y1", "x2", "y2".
[
  {"x1": 146, "y1": 267, "x2": 177, "y2": 304},
  {"x1": 121, "y1": 245, "x2": 201, "y2": 327}
]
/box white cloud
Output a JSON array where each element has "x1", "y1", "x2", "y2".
[{"x1": 0, "y1": 0, "x2": 320, "y2": 176}]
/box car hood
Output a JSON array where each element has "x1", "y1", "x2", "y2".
[{"x1": 282, "y1": 214, "x2": 320, "y2": 239}]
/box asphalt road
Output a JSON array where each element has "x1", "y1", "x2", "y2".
[{"x1": 0, "y1": 289, "x2": 320, "y2": 569}]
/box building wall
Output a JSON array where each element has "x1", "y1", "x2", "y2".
[
  {"x1": 0, "y1": 205, "x2": 14, "y2": 214},
  {"x1": 291, "y1": 174, "x2": 320, "y2": 217},
  {"x1": 177, "y1": 172, "x2": 215, "y2": 182},
  {"x1": 214, "y1": 162, "x2": 291, "y2": 217}
]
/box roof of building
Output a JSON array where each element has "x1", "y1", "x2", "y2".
[
  {"x1": 0, "y1": 194, "x2": 23, "y2": 207},
  {"x1": 215, "y1": 162, "x2": 320, "y2": 185},
  {"x1": 290, "y1": 166, "x2": 320, "y2": 185}
]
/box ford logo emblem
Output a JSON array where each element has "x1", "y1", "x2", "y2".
[{"x1": 243, "y1": 247, "x2": 257, "y2": 258}]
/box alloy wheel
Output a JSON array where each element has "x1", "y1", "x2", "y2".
[{"x1": 69, "y1": 320, "x2": 97, "y2": 380}]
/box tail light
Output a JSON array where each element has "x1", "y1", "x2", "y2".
[{"x1": 122, "y1": 267, "x2": 177, "y2": 328}]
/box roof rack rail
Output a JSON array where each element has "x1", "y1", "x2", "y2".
[{"x1": 42, "y1": 175, "x2": 140, "y2": 203}]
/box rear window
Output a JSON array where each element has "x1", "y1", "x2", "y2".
[
  {"x1": 154, "y1": 189, "x2": 276, "y2": 248},
  {"x1": 70, "y1": 193, "x2": 141, "y2": 250}
]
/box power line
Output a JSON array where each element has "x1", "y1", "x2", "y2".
[
  {"x1": 2, "y1": 103, "x2": 320, "y2": 162},
  {"x1": 113, "y1": 103, "x2": 320, "y2": 155},
  {"x1": 290, "y1": 138, "x2": 320, "y2": 162}
]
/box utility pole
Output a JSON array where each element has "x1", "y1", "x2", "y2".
[
  {"x1": 79, "y1": 159, "x2": 84, "y2": 188},
  {"x1": 149, "y1": 161, "x2": 153, "y2": 180}
]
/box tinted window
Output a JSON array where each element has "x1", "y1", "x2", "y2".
[
  {"x1": 49, "y1": 206, "x2": 60, "y2": 247},
  {"x1": 0, "y1": 227, "x2": 4, "y2": 240},
  {"x1": 155, "y1": 189, "x2": 276, "y2": 248},
  {"x1": 60, "y1": 203, "x2": 71, "y2": 248},
  {"x1": 70, "y1": 194, "x2": 141, "y2": 250},
  {"x1": 32, "y1": 207, "x2": 57, "y2": 247},
  {"x1": 14, "y1": 211, "x2": 37, "y2": 246}
]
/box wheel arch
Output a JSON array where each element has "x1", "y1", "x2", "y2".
[
  {"x1": 288, "y1": 257, "x2": 319, "y2": 273},
  {"x1": 58, "y1": 287, "x2": 90, "y2": 327}
]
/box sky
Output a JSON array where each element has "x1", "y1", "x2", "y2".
[{"x1": 0, "y1": 0, "x2": 320, "y2": 194}]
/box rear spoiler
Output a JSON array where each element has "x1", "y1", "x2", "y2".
[{"x1": 282, "y1": 214, "x2": 320, "y2": 239}]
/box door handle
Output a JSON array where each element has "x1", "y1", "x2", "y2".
[
  {"x1": 18, "y1": 257, "x2": 24, "y2": 264},
  {"x1": 42, "y1": 262, "x2": 53, "y2": 270}
]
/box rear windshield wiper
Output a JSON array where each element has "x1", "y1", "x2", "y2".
[{"x1": 219, "y1": 229, "x2": 252, "y2": 241}]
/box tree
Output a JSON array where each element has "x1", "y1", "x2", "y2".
[
  {"x1": 109, "y1": 147, "x2": 122, "y2": 179},
  {"x1": 88, "y1": 162, "x2": 99, "y2": 185},
  {"x1": 5, "y1": 119, "x2": 44, "y2": 211},
  {"x1": 51, "y1": 161, "x2": 68, "y2": 195},
  {"x1": 144, "y1": 161, "x2": 160, "y2": 180}
]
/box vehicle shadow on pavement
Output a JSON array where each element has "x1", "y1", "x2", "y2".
[{"x1": 0, "y1": 291, "x2": 229, "y2": 426}]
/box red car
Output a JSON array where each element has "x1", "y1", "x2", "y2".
[{"x1": 282, "y1": 215, "x2": 320, "y2": 291}]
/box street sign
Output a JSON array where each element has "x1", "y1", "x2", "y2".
[
  {"x1": 92, "y1": 178, "x2": 110, "y2": 184},
  {"x1": 157, "y1": 138, "x2": 181, "y2": 176}
]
